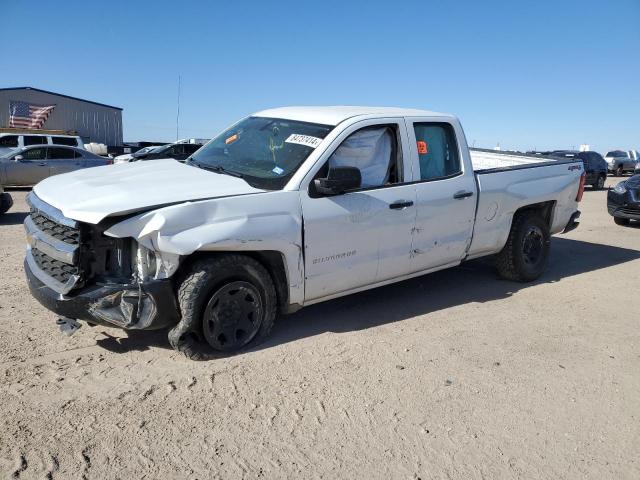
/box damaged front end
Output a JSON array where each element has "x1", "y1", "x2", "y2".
[{"x1": 24, "y1": 193, "x2": 181, "y2": 330}]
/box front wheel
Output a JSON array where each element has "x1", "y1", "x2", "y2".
[
  {"x1": 496, "y1": 213, "x2": 550, "y2": 282},
  {"x1": 593, "y1": 175, "x2": 606, "y2": 190},
  {"x1": 168, "y1": 255, "x2": 278, "y2": 360},
  {"x1": 615, "y1": 165, "x2": 624, "y2": 177}
]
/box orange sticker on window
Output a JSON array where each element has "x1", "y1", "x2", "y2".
[
  {"x1": 225, "y1": 133, "x2": 238, "y2": 145},
  {"x1": 417, "y1": 141, "x2": 428, "y2": 154}
]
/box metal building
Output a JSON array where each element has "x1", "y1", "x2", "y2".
[{"x1": 0, "y1": 87, "x2": 123, "y2": 146}]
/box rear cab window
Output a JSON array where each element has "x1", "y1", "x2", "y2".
[
  {"x1": 24, "y1": 136, "x2": 47, "y2": 146},
  {"x1": 412, "y1": 123, "x2": 461, "y2": 181},
  {"x1": 52, "y1": 136, "x2": 78, "y2": 146},
  {"x1": 0, "y1": 135, "x2": 19, "y2": 147}
]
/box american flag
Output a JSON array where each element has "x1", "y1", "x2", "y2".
[{"x1": 9, "y1": 100, "x2": 56, "y2": 129}]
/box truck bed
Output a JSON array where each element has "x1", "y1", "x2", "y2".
[{"x1": 470, "y1": 148, "x2": 570, "y2": 172}]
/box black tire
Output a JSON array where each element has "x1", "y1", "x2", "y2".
[
  {"x1": 615, "y1": 166, "x2": 624, "y2": 177},
  {"x1": 0, "y1": 192, "x2": 13, "y2": 214},
  {"x1": 614, "y1": 216, "x2": 630, "y2": 226},
  {"x1": 592, "y1": 175, "x2": 606, "y2": 190},
  {"x1": 168, "y1": 254, "x2": 278, "y2": 360},
  {"x1": 496, "y1": 213, "x2": 550, "y2": 282}
]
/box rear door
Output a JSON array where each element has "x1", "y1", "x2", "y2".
[
  {"x1": 5, "y1": 147, "x2": 49, "y2": 185},
  {"x1": 301, "y1": 118, "x2": 416, "y2": 301},
  {"x1": 48, "y1": 147, "x2": 82, "y2": 176},
  {"x1": 405, "y1": 119, "x2": 477, "y2": 272}
]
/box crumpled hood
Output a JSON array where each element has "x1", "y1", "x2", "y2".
[{"x1": 33, "y1": 159, "x2": 266, "y2": 224}]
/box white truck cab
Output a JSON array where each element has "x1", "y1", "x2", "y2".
[{"x1": 24, "y1": 107, "x2": 584, "y2": 359}]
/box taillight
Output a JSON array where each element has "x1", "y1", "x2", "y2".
[
  {"x1": 106, "y1": 158, "x2": 113, "y2": 165},
  {"x1": 576, "y1": 172, "x2": 586, "y2": 202}
]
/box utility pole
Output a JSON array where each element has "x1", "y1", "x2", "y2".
[{"x1": 175, "y1": 75, "x2": 181, "y2": 142}]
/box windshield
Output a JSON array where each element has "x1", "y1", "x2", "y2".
[
  {"x1": 1, "y1": 147, "x2": 22, "y2": 158},
  {"x1": 606, "y1": 151, "x2": 627, "y2": 158},
  {"x1": 188, "y1": 116, "x2": 333, "y2": 190}
]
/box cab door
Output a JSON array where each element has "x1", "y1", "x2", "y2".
[
  {"x1": 404, "y1": 119, "x2": 477, "y2": 272},
  {"x1": 300, "y1": 118, "x2": 416, "y2": 302},
  {"x1": 5, "y1": 147, "x2": 49, "y2": 186}
]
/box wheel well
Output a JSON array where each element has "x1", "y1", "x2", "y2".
[
  {"x1": 513, "y1": 201, "x2": 555, "y2": 228},
  {"x1": 174, "y1": 250, "x2": 289, "y2": 312}
]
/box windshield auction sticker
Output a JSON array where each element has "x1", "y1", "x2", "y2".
[{"x1": 285, "y1": 134, "x2": 323, "y2": 149}]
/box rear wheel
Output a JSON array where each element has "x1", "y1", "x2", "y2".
[
  {"x1": 614, "y1": 216, "x2": 630, "y2": 226},
  {"x1": 0, "y1": 192, "x2": 13, "y2": 214},
  {"x1": 496, "y1": 213, "x2": 550, "y2": 282},
  {"x1": 615, "y1": 165, "x2": 624, "y2": 177},
  {"x1": 593, "y1": 175, "x2": 606, "y2": 190},
  {"x1": 168, "y1": 255, "x2": 277, "y2": 360}
]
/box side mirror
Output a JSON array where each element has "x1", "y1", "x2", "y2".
[
  {"x1": 14, "y1": 155, "x2": 24, "y2": 162},
  {"x1": 314, "y1": 166, "x2": 362, "y2": 196}
]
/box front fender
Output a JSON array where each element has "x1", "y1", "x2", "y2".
[{"x1": 104, "y1": 191, "x2": 305, "y2": 307}]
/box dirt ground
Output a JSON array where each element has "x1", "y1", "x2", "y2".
[{"x1": 0, "y1": 179, "x2": 638, "y2": 479}]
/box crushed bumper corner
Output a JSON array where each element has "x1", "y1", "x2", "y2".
[
  {"x1": 562, "y1": 210, "x2": 581, "y2": 234},
  {"x1": 25, "y1": 259, "x2": 179, "y2": 330}
]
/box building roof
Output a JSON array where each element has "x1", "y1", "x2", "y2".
[
  {"x1": 0, "y1": 87, "x2": 123, "y2": 110},
  {"x1": 253, "y1": 106, "x2": 452, "y2": 126}
]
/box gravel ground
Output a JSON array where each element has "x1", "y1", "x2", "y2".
[{"x1": 0, "y1": 180, "x2": 638, "y2": 479}]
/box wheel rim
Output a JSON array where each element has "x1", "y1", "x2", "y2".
[
  {"x1": 598, "y1": 176, "x2": 605, "y2": 188},
  {"x1": 202, "y1": 281, "x2": 263, "y2": 351},
  {"x1": 522, "y1": 226, "x2": 544, "y2": 266}
]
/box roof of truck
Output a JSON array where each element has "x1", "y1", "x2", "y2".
[{"x1": 253, "y1": 106, "x2": 453, "y2": 126}]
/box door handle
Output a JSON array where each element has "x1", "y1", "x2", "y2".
[
  {"x1": 38, "y1": 162, "x2": 47, "y2": 166},
  {"x1": 453, "y1": 191, "x2": 474, "y2": 199},
  {"x1": 389, "y1": 200, "x2": 414, "y2": 210}
]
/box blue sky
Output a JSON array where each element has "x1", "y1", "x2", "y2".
[{"x1": 1, "y1": 0, "x2": 638, "y2": 152}]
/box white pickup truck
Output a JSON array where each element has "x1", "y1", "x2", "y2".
[{"x1": 24, "y1": 107, "x2": 585, "y2": 359}]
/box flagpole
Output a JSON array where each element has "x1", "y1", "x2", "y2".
[{"x1": 175, "y1": 75, "x2": 181, "y2": 142}]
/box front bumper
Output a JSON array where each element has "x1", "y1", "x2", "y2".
[
  {"x1": 25, "y1": 259, "x2": 180, "y2": 330},
  {"x1": 608, "y1": 189, "x2": 640, "y2": 220}
]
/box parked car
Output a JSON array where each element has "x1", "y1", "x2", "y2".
[
  {"x1": 604, "y1": 150, "x2": 637, "y2": 176},
  {"x1": 130, "y1": 142, "x2": 203, "y2": 162},
  {"x1": 23, "y1": 106, "x2": 584, "y2": 359},
  {"x1": 0, "y1": 132, "x2": 84, "y2": 156},
  {"x1": 113, "y1": 145, "x2": 165, "y2": 164},
  {"x1": 543, "y1": 150, "x2": 607, "y2": 189},
  {"x1": 608, "y1": 174, "x2": 640, "y2": 225},
  {"x1": 0, "y1": 145, "x2": 112, "y2": 186},
  {"x1": 0, "y1": 185, "x2": 12, "y2": 215}
]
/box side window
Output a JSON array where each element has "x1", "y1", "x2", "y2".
[
  {"x1": 52, "y1": 136, "x2": 78, "y2": 146},
  {"x1": 48, "y1": 147, "x2": 75, "y2": 160},
  {"x1": 0, "y1": 135, "x2": 18, "y2": 147},
  {"x1": 171, "y1": 145, "x2": 185, "y2": 156},
  {"x1": 413, "y1": 123, "x2": 461, "y2": 181},
  {"x1": 24, "y1": 136, "x2": 47, "y2": 146},
  {"x1": 185, "y1": 144, "x2": 201, "y2": 154},
  {"x1": 22, "y1": 148, "x2": 47, "y2": 160},
  {"x1": 326, "y1": 126, "x2": 399, "y2": 188}
]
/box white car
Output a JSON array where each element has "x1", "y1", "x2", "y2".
[
  {"x1": 113, "y1": 146, "x2": 164, "y2": 164},
  {"x1": 23, "y1": 106, "x2": 584, "y2": 359},
  {"x1": 0, "y1": 132, "x2": 84, "y2": 156}
]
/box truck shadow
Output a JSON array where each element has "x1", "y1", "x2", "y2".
[
  {"x1": 259, "y1": 237, "x2": 640, "y2": 351},
  {"x1": 95, "y1": 237, "x2": 639, "y2": 355}
]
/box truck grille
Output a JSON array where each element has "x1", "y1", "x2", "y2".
[
  {"x1": 31, "y1": 248, "x2": 80, "y2": 284},
  {"x1": 25, "y1": 192, "x2": 85, "y2": 294},
  {"x1": 30, "y1": 210, "x2": 80, "y2": 244}
]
